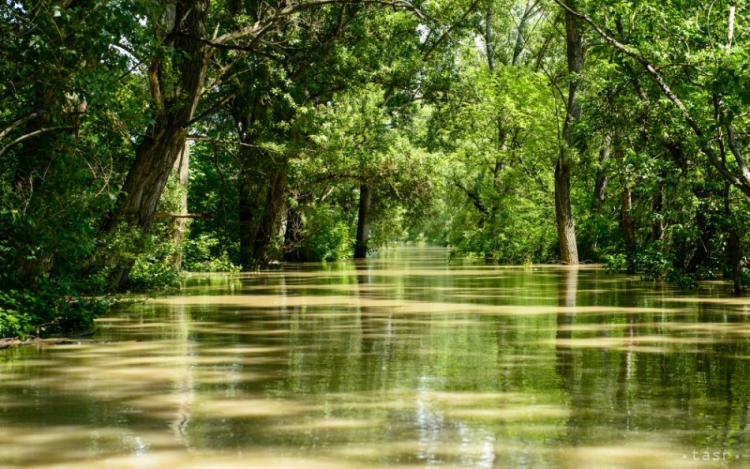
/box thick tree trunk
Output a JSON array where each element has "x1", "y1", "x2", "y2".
[
  {"x1": 102, "y1": 0, "x2": 211, "y2": 289},
  {"x1": 555, "y1": 154, "x2": 579, "y2": 265},
  {"x1": 171, "y1": 143, "x2": 190, "y2": 269},
  {"x1": 354, "y1": 184, "x2": 372, "y2": 259},
  {"x1": 104, "y1": 0, "x2": 210, "y2": 232},
  {"x1": 106, "y1": 125, "x2": 190, "y2": 231},
  {"x1": 555, "y1": 1, "x2": 582, "y2": 265}
]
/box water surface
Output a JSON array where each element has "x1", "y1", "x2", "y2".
[{"x1": 2, "y1": 246, "x2": 750, "y2": 468}]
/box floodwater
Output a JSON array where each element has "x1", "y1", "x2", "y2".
[{"x1": 2, "y1": 246, "x2": 750, "y2": 469}]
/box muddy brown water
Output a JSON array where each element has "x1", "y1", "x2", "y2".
[{"x1": 2, "y1": 246, "x2": 750, "y2": 468}]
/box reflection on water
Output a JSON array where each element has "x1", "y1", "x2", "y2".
[{"x1": 2, "y1": 246, "x2": 750, "y2": 468}]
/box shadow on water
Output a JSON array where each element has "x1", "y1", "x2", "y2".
[{"x1": 2, "y1": 246, "x2": 750, "y2": 468}]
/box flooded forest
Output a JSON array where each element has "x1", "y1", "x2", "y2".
[{"x1": 2, "y1": 0, "x2": 750, "y2": 467}]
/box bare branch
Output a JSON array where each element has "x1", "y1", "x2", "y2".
[
  {"x1": 0, "y1": 126, "x2": 74, "y2": 158},
  {"x1": 0, "y1": 112, "x2": 39, "y2": 142}
]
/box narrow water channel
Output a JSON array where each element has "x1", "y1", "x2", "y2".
[{"x1": 2, "y1": 246, "x2": 750, "y2": 468}]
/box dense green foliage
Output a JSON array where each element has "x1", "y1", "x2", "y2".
[{"x1": 1, "y1": 0, "x2": 749, "y2": 337}]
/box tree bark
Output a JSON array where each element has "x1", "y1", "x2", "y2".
[
  {"x1": 354, "y1": 184, "x2": 372, "y2": 259},
  {"x1": 103, "y1": 0, "x2": 210, "y2": 233},
  {"x1": 555, "y1": 0, "x2": 582, "y2": 265},
  {"x1": 101, "y1": 0, "x2": 211, "y2": 289}
]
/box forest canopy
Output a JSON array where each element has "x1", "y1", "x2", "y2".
[{"x1": 1, "y1": 0, "x2": 749, "y2": 338}]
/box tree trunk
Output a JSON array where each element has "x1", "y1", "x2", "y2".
[
  {"x1": 484, "y1": 4, "x2": 495, "y2": 71},
  {"x1": 620, "y1": 186, "x2": 635, "y2": 269},
  {"x1": 614, "y1": 129, "x2": 636, "y2": 270},
  {"x1": 555, "y1": 0, "x2": 582, "y2": 265},
  {"x1": 686, "y1": 188, "x2": 715, "y2": 274},
  {"x1": 592, "y1": 132, "x2": 610, "y2": 212},
  {"x1": 651, "y1": 176, "x2": 664, "y2": 242},
  {"x1": 728, "y1": 228, "x2": 742, "y2": 294},
  {"x1": 101, "y1": 0, "x2": 211, "y2": 289},
  {"x1": 171, "y1": 143, "x2": 190, "y2": 269},
  {"x1": 252, "y1": 163, "x2": 288, "y2": 268},
  {"x1": 354, "y1": 184, "x2": 372, "y2": 259},
  {"x1": 238, "y1": 166, "x2": 265, "y2": 270},
  {"x1": 511, "y1": 0, "x2": 535, "y2": 66},
  {"x1": 104, "y1": 0, "x2": 209, "y2": 232}
]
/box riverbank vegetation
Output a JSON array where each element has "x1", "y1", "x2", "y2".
[{"x1": 1, "y1": 0, "x2": 749, "y2": 337}]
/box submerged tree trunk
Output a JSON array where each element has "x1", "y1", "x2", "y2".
[
  {"x1": 354, "y1": 184, "x2": 372, "y2": 259},
  {"x1": 555, "y1": 0, "x2": 582, "y2": 265}
]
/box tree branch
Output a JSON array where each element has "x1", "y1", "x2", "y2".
[
  {"x1": 0, "y1": 126, "x2": 74, "y2": 158},
  {"x1": 422, "y1": 0, "x2": 481, "y2": 61},
  {"x1": 215, "y1": 0, "x2": 426, "y2": 46},
  {"x1": 185, "y1": 93, "x2": 237, "y2": 127},
  {"x1": 0, "y1": 112, "x2": 39, "y2": 142},
  {"x1": 453, "y1": 180, "x2": 489, "y2": 215}
]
